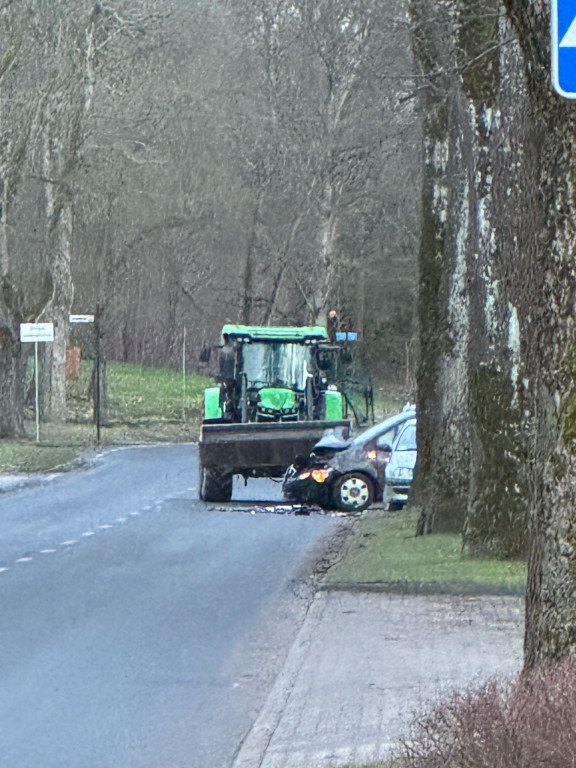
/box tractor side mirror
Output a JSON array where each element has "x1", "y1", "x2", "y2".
[
  {"x1": 219, "y1": 344, "x2": 235, "y2": 381},
  {"x1": 199, "y1": 346, "x2": 212, "y2": 363},
  {"x1": 317, "y1": 349, "x2": 333, "y2": 371}
]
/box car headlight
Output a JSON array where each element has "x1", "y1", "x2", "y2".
[
  {"x1": 311, "y1": 468, "x2": 333, "y2": 483},
  {"x1": 297, "y1": 468, "x2": 333, "y2": 483}
]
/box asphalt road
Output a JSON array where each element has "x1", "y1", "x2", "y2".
[{"x1": 0, "y1": 444, "x2": 340, "y2": 768}]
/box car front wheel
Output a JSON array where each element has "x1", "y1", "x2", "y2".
[{"x1": 332, "y1": 472, "x2": 374, "y2": 512}]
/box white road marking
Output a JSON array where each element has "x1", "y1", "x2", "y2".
[
  {"x1": 115, "y1": 517, "x2": 127, "y2": 523},
  {"x1": 82, "y1": 531, "x2": 95, "y2": 537},
  {"x1": 128, "y1": 511, "x2": 140, "y2": 517},
  {"x1": 98, "y1": 524, "x2": 113, "y2": 530},
  {"x1": 0, "y1": 567, "x2": 9, "y2": 573},
  {"x1": 16, "y1": 557, "x2": 33, "y2": 563},
  {"x1": 61, "y1": 540, "x2": 77, "y2": 546},
  {"x1": 40, "y1": 549, "x2": 57, "y2": 554}
]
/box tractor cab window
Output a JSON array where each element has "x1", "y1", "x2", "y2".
[{"x1": 241, "y1": 342, "x2": 312, "y2": 390}]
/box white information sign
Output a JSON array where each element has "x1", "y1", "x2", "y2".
[
  {"x1": 20, "y1": 322, "x2": 54, "y2": 343},
  {"x1": 69, "y1": 314, "x2": 95, "y2": 324}
]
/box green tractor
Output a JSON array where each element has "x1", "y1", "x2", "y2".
[{"x1": 199, "y1": 324, "x2": 351, "y2": 502}]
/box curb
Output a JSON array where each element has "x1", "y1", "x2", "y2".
[
  {"x1": 319, "y1": 580, "x2": 526, "y2": 597},
  {"x1": 232, "y1": 592, "x2": 328, "y2": 768}
]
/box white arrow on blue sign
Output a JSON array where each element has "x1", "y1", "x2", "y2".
[{"x1": 552, "y1": 0, "x2": 576, "y2": 97}]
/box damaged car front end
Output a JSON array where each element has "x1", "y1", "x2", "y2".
[{"x1": 283, "y1": 407, "x2": 415, "y2": 512}]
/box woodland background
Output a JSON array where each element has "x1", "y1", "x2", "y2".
[{"x1": 0, "y1": 0, "x2": 420, "y2": 431}]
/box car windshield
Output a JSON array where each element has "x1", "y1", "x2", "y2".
[
  {"x1": 241, "y1": 342, "x2": 312, "y2": 390},
  {"x1": 396, "y1": 423, "x2": 417, "y2": 451}
]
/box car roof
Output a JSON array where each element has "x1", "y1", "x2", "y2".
[{"x1": 350, "y1": 407, "x2": 416, "y2": 446}]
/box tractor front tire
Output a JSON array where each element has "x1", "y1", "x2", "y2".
[{"x1": 199, "y1": 466, "x2": 233, "y2": 502}]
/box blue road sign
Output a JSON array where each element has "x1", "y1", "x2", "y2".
[{"x1": 552, "y1": 0, "x2": 576, "y2": 97}]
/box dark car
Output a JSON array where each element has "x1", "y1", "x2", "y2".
[{"x1": 282, "y1": 405, "x2": 416, "y2": 512}]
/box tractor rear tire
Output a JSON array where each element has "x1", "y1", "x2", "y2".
[{"x1": 199, "y1": 466, "x2": 233, "y2": 502}]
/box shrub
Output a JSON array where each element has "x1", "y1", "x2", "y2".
[{"x1": 402, "y1": 659, "x2": 576, "y2": 768}]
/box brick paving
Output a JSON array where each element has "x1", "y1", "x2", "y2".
[{"x1": 233, "y1": 591, "x2": 524, "y2": 768}]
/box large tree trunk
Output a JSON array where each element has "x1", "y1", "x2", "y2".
[
  {"x1": 410, "y1": 0, "x2": 531, "y2": 556},
  {"x1": 409, "y1": 1, "x2": 473, "y2": 535},
  {"x1": 39, "y1": 135, "x2": 75, "y2": 422},
  {"x1": 500, "y1": 0, "x2": 576, "y2": 667},
  {"x1": 460, "y1": 7, "x2": 530, "y2": 559},
  {"x1": 0, "y1": 27, "x2": 26, "y2": 438},
  {"x1": 0, "y1": 195, "x2": 25, "y2": 438}
]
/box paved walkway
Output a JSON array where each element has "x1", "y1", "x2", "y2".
[{"x1": 233, "y1": 591, "x2": 524, "y2": 768}]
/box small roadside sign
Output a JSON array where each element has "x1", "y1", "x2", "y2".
[
  {"x1": 69, "y1": 314, "x2": 95, "y2": 324},
  {"x1": 20, "y1": 323, "x2": 55, "y2": 443},
  {"x1": 552, "y1": 0, "x2": 576, "y2": 98},
  {"x1": 20, "y1": 322, "x2": 54, "y2": 343}
]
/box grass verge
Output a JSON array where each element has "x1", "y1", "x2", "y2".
[
  {"x1": 0, "y1": 441, "x2": 82, "y2": 473},
  {"x1": 1, "y1": 362, "x2": 214, "y2": 474},
  {"x1": 322, "y1": 509, "x2": 527, "y2": 594}
]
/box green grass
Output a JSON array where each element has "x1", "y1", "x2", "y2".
[
  {"x1": 106, "y1": 362, "x2": 207, "y2": 420},
  {"x1": 324, "y1": 509, "x2": 527, "y2": 592},
  {"x1": 0, "y1": 441, "x2": 81, "y2": 473},
  {"x1": 0, "y1": 362, "x2": 215, "y2": 473},
  {"x1": 68, "y1": 360, "x2": 209, "y2": 422},
  {"x1": 343, "y1": 390, "x2": 405, "y2": 428}
]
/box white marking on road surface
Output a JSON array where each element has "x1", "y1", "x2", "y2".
[
  {"x1": 115, "y1": 517, "x2": 127, "y2": 523},
  {"x1": 128, "y1": 511, "x2": 140, "y2": 517},
  {"x1": 82, "y1": 531, "x2": 95, "y2": 537},
  {"x1": 0, "y1": 567, "x2": 9, "y2": 573},
  {"x1": 99, "y1": 524, "x2": 113, "y2": 530},
  {"x1": 16, "y1": 557, "x2": 33, "y2": 563},
  {"x1": 61, "y1": 540, "x2": 77, "y2": 546},
  {"x1": 40, "y1": 549, "x2": 57, "y2": 554}
]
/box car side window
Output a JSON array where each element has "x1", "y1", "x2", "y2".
[{"x1": 395, "y1": 423, "x2": 416, "y2": 451}]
